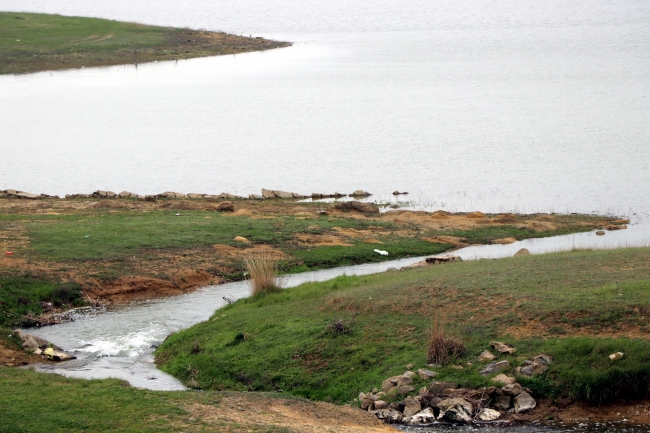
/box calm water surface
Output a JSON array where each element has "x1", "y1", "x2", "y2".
[{"x1": 1, "y1": 0, "x2": 649, "y2": 221}]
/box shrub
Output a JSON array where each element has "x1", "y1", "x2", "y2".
[
  {"x1": 244, "y1": 254, "x2": 282, "y2": 296},
  {"x1": 426, "y1": 314, "x2": 466, "y2": 365}
]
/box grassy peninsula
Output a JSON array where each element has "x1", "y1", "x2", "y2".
[
  {"x1": 156, "y1": 247, "x2": 650, "y2": 407},
  {"x1": 0, "y1": 12, "x2": 290, "y2": 74}
]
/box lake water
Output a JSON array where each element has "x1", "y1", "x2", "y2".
[{"x1": 1, "y1": 0, "x2": 649, "y2": 222}]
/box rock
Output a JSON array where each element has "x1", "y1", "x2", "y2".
[
  {"x1": 479, "y1": 360, "x2": 509, "y2": 376},
  {"x1": 596, "y1": 230, "x2": 605, "y2": 236},
  {"x1": 187, "y1": 193, "x2": 204, "y2": 199},
  {"x1": 382, "y1": 378, "x2": 398, "y2": 393},
  {"x1": 374, "y1": 409, "x2": 403, "y2": 423},
  {"x1": 216, "y1": 201, "x2": 235, "y2": 212},
  {"x1": 436, "y1": 397, "x2": 472, "y2": 414},
  {"x1": 261, "y1": 189, "x2": 306, "y2": 199},
  {"x1": 392, "y1": 191, "x2": 409, "y2": 195},
  {"x1": 349, "y1": 190, "x2": 371, "y2": 197},
  {"x1": 50, "y1": 350, "x2": 77, "y2": 361},
  {"x1": 358, "y1": 392, "x2": 376, "y2": 410},
  {"x1": 535, "y1": 354, "x2": 552, "y2": 365},
  {"x1": 477, "y1": 408, "x2": 501, "y2": 421},
  {"x1": 403, "y1": 396, "x2": 422, "y2": 417},
  {"x1": 490, "y1": 341, "x2": 517, "y2": 354},
  {"x1": 427, "y1": 381, "x2": 459, "y2": 393},
  {"x1": 493, "y1": 391, "x2": 512, "y2": 410},
  {"x1": 609, "y1": 352, "x2": 624, "y2": 360},
  {"x1": 436, "y1": 398, "x2": 474, "y2": 424},
  {"x1": 145, "y1": 195, "x2": 157, "y2": 202},
  {"x1": 21, "y1": 336, "x2": 41, "y2": 351},
  {"x1": 386, "y1": 267, "x2": 399, "y2": 272},
  {"x1": 478, "y1": 350, "x2": 497, "y2": 362},
  {"x1": 403, "y1": 370, "x2": 416, "y2": 378},
  {"x1": 374, "y1": 400, "x2": 389, "y2": 410},
  {"x1": 397, "y1": 375, "x2": 413, "y2": 386},
  {"x1": 514, "y1": 248, "x2": 530, "y2": 256},
  {"x1": 398, "y1": 385, "x2": 415, "y2": 395},
  {"x1": 418, "y1": 368, "x2": 437, "y2": 380},
  {"x1": 7, "y1": 189, "x2": 17, "y2": 195},
  {"x1": 502, "y1": 383, "x2": 523, "y2": 396},
  {"x1": 249, "y1": 194, "x2": 264, "y2": 200},
  {"x1": 466, "y1": 211, "x2": 485, "y2": 219},
  {"x1": 513, "y1": 391, "x2": 536, "y2": 413},
  {"x1": 425, "y1": 255, "x2": 462, "y2": 265},
  {"x1": 519, "y1": 354, "x2": 552, "y2": 377},
  {"x1": 19, "y1": 333, "x2": 51, "y2": 350},
  {"x1": 233, "y1": 236, "x2": 250, "y2": 243},
  {"x1": 16, "y1": 192, "x2": 41, "y2": 199},
  {"x1": 402, "y1": 407, "x2": 436, "y2": 425},
  {"x1": 33, "y1": 348, "x2": 42, "y2": 355},
  {"x1": 492, "y1": 374, "x2": 516, "y2": 385},
  {"x1": 332, "y1": 201, "x2": 380, "y2": 214},
  {"x1": 118, "y1": 191, "x2": 135, "y2": 198}
]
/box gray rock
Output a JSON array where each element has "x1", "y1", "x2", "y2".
[
  {"x1": 402, "y1": 370, "x2": 416, "y2": 379},
  {"x1": 22, "y1": 336, "x2": 41, "y2": 351},
  {"x1": 513, "y1": 391, "x2": 536, "y2": 413},
  {"x1": 397, "y1": 375, "x2": 413, "y2": 386},
  {"x1": 187, "y1": 193, "x2": 204, "y2": 199},
  {"x1": 427, "y1": 381, "x2": 459, "y2": 393},
  {"x1": 480, "y1": 360, "x2": 510, "y2": 376},
  {"x1": 478, "y1": 350, "x2": 497, "y2": 362},
  {"x1": 501, "y1": 383, "x2": 523, "y2": 396},
  {"x1": 332, "y1": 201, "x2": 380, "y2": 214},
  {"x1": 489, "y1": 341, "x2": 517, "y2": 354},
  {"x1": 118, "y1": 191, "x2": 135, "y2": 198},
  {"x1": 441, "y1": 406, "x2": 473, "y2": 424},
  {"x1": 374, "y1": 400, "x2": 389, "y2": 410},
  {"x1": 398, "y1": 385, "x2": 415, "y2": 395},
  {"x1": 514, "y1": 248, "x2": 530, "y2": 256},
  {"x1": 373, "y1": 409, "x2": 403, "y2": 423},
  {"x1": 418, "y1": 368, "x2": 437, "y2": 380},
  {"x1": 425, "y1": 255, "x2": 462, "y2": 265},
  {"x1": 16, "y1": 192, "x2": 40, "y2": 199},
  {"x1": 492, "y1": 374, "x2": 516, "y2": 385},
  {"x1": 402, "y1": 407, "x2": 436, "y2": 425},
  {"x1": 478, "y1": 408, "x2": 502, "y2": 421},
  {"x1": 436, "y1": 397, "x2": 473, "y2": 416},
  {"x1": 403, "y1": 396, "x2": 422, "y2": 417},
  {"x1": 358, "y1": 392, "x2": 376, "y2": 410},
  {"x1": 493, "y1": 391, "x2": 512, "y2": 411},
  {"x1": 249, "y1": 194, "x2": 264, "y2": 200},
  {"x1": 7, "y1": 189, "x2": 17, "y2": 195},
  {"x1": 349, "y1": 190, "x2": 371, "y2": 197}
]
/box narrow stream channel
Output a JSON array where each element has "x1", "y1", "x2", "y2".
[{"x1": 25, "y1": 225, "x2": 649, "y2": 391}]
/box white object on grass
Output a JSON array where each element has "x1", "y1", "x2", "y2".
[{"x1": 373, "y1": 249, "x2": 389, "y2": 256}]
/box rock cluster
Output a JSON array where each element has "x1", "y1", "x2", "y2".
[
  {"x1": 360, "y1": 345, "x2": 549, "y2": 425},
  {"x1": 12, "y1": 330, "x2": 76, "y2": 362},
  {"x1": 261, "y1": 189, "x2": 308, "y2": 199},
  {"x1": 0, "y1": 190, "x2": 59, "y2": 199},
  {"x1": 331, "y1": 201, "x2": 380, "y2": 214}
]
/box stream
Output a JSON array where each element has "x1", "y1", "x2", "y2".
[{"x1": 24, "y1": 225, "x2": 649, "y2": 391}]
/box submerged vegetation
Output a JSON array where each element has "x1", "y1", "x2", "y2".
[
  {"x1": 0, "y1": 12, "x2": 290, "y2": 75},
  {"x1": 156, "y1": 247, "x2": 650, "y2": 405}
]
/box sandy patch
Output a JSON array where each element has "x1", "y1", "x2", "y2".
[
  {"x1": 212, "y1": 244, "x2": 286, "y2": 259},
  {"x1": 294, "y1": 234, "x2": 353, "y2": 247},
  {"x1": 423, "y1": 236, "x2": 469, "y2": 247}
]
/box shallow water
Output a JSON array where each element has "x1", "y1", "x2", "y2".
[
  {"x1": 24, "y1": 226, "x2": 649, "y2": 390},
  {"x1": 1, "y1": 0, "x2": 649, "y2": 221}
]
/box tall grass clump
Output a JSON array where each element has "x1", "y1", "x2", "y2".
[
  {"x1": 244, "y1": 254, "x2": 282, "y2": 296},
  {"x1": 427, "y1": 313, "x2": 466, "y2": 365}
]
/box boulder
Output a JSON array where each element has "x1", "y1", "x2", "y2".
[
  {"x1": 514, "y1": 248, "x2": 530, "y2": 256},
  {"x1": 358, "y1": 392, "x2": 376, "y2": 410},
  {"x1": 427, "y1": 381, "x2": 459, "y2": 393},
  {"x1": 216, "y1": 201, "x2": 235, "y2": 212},
  {"x1": 402, "y1": 407, "x2": 435, "y2": 425},
  {"x1": 425, "y1": 255, "x2": 462, "y2": 265},
  {"x1": 403, "y1": 371, "x2": 416, "y2": 379},
  {"x1": 436, "y1": 398, "x2": 473, "y2": 424},
  {"x1": 349, "y1": 190, "x2": 371, "y2": 197},
  {"x1": 145, "y1": 195, "x2": 157, "y2": 202},
  {"x1": 249, "y1": 194, "x2": 264, "y2": 200},
  {"x1": 493, "y1": 391, "x2": 512, "y2": 411},
  {"x1": 233, "y1": 236, "x2": 250, "y2": 243},
  {"x1": 477, "y1": 408, "x2": 502, "y2": 421},
  {"x1": 392, "y1": 191, "x2": 409, "y2": 195},
  {"x1": 489, "y1": 341, "x2": 517, "y2": 354},
  {"x1": 477, "y1": 350, "x2": 497, "y2": 362},
  {"x1": 492, "y1": 374, "x2": 516, "y2": 385},
  {"x1": 513, "y1": 391, "x2": 536, "y2": 413},
  {"x1": 21, "y1": 336, "x2": 41, "y2": 351},
  {"x1": 519, "y1": 354, "x2": 552, "y2": 377},
  {"x1": 435, "y1": 397, "x2": 473, "y2": 416},
  {"x1": 332, "y1": 201, "x2": 380, "y2": 214},
  {"x1": 7, "y1": 189, "x2": 17, "y2": 195},
  {"x1": 16, "y1": 192, "x2": 40, "y2": 199},
  {"x1": 403, "y1": 396, "x2": 422, "y2": 417},
  {"x1": 187, "y1": 193, "x2": 204, "y2": 199},
  {"x1": 373, "y1": 409, "x2": 403, "y2": 423},
  {"x1": 398, "y1": 385, "x2": 415, "y2": 395},
  {"x1": 501, "y1": 383, "x2": 523, "y2": 396},
  {"x1": 596, "y1": 230, "x2": 605, "y2": 236},
  {"x1": 418, "y1": 368, "x2": 437, "y2": 380},
  {"x1": 374, "y1": 400, "x2": 389, "y2": 410},
  {"x1": 42, "y1": 347, "x2": 76, "y2": 361},
  {"x1": 118, "y1": 191, "x2": 135, "y2": 198},
  {"x1": 479, "y1": 360, "x2": 509, "y2": 376},
  {"x1": 261, "y1": 189, "x2": 306, "y2": 199}
]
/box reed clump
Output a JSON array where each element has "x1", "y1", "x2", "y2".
[
  {"x1": 244, "y1": 254, "x2": 282, "y2": 296},
  {"x1": 426, "y1": 314, "x2": 465, "y2": 365}
]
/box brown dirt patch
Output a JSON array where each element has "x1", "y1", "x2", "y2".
[
  {"x1": 423, "y1": 236, "x2": 470, "y2": 247},
  {"x1": 212, "y1": 244, "x2": 285, "y2": 259},
  {"x1": 186, "y1": 394, "x2": 390, "y2": 433},
  {"x1": 294, "y1": 234, "x2": 353, "y2": 247},
  {"x1": 0, "y1": 338, "x2": 50, "y2": 367}
]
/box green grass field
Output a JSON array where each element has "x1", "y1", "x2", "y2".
[
  {"x1": 156, "y1": 247, "x2": 650, "y2": 405},
  {"x1": 0, "y1": 12, "x2": 289, "y2": 74}
]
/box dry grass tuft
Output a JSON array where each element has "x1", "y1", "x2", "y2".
[
  {"x1": 426, "y1": 313, "x2": 465, "y2": 365},
  {"x1": 244, "y1": 253, "x2": 282, "y2": 296}
]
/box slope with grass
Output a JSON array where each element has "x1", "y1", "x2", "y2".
[
  {"x1": 0, "y1": 12, "x2": 290, "y2": 74},
  {"x1": 156, "y1": 247, "x2": 650, "y2": 406}
]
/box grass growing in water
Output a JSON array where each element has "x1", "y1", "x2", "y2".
[{"x1": 245, "y1": 254, "x2": 282, "y2": 296}]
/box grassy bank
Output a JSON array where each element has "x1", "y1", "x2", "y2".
[
  {"x1": 0, "y1": 12, "x2": 289, "y2": 74},
  {"x1": 155, "y1": 247, "x2": 650, "y2": 405},
  {"x1": 0, "y1": 366, "x2": 384, "y2": 433}
]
